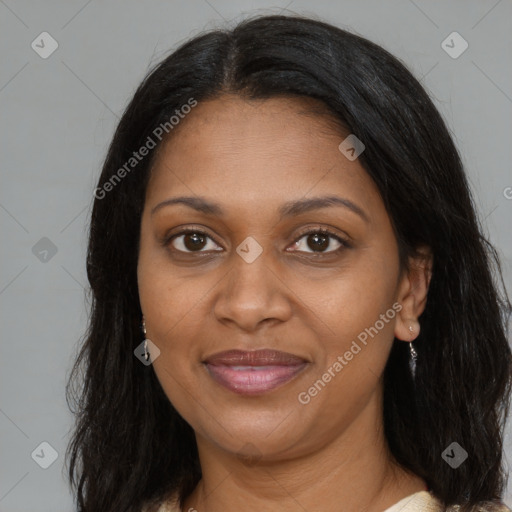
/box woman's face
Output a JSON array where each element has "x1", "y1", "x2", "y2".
[{"x1": 138, "y1": 95, "x2": 413, "y2": 461}]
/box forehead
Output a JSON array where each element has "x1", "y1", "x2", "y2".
[
  {"x1": 146, "y1": 94, "x2": 381, "y2": 220},
  {"x1": 161, "y1": 94, "x2": 345, "y2": 152}
]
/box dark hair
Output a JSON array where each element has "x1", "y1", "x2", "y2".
[{"x1": 65, "y1": 13, "x2": 512, "y2": 512}]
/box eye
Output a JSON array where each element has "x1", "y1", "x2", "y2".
[
  {"x1": 165, "y1": 227, "x2": 350, "y2": 256},
  {"x1": 287, "y1": 228, "x2": 349, "y2": 254},
  {"x1": 167, "y1": 229, "x2": 223, "y2": 253}
]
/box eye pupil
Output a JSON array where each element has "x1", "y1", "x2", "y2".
[
  {"x1": 308, "y1": 233, "x2": 329, "y2": 251},
  {"x1": 173, "y1": 230, "x2": 341, "y2": 255},
  {"x1": 184, "y1": 232, "x2": 207, "y2": 251}
]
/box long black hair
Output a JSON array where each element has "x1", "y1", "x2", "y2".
[{"x1": 65, "y1": 14, "x2": 512, "y2": 512}]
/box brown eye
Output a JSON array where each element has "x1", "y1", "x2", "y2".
[
  {"x1": 183, "y1": 232, "x2": 207, "y2": 251},
  {"x1": 289, "y1": 229, "x2": 348, "y2": 254},
  {"x1": 169, "y1": 230, "x2": 222, "y2": 253},
  {"x1": 306, "y1": 232, "x2": 330, "y2": 252}
]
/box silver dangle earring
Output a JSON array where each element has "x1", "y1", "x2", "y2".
[
  {"x1": 142, "y1": 317, "x2": 150, "y2": 362},
  {"x1": 408, "y1": 325, "x2": 418, "y2": 378}
]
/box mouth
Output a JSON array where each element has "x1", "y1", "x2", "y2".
[{"x1": 203, "y1": 349, "x2": 309, "y2": 396}]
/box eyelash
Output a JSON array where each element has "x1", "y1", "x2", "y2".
[
  {"x1": 291, "y1": 227, "x2": 351, "y2": 255},
  {"x1": 164, "y1": 226, "x2": 351, "y2": 257}
]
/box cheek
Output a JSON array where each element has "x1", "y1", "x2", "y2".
[
  {"x1": 138, "y1": 272, "x2": 207, "y2": 380},
  {"x1": 139, "y1": 267, "x2": 198, "y2": 335},
  {"x1": 137, "y1": 230, "x2": 207, "y2": 344},
  {"x1": 296, "y1": 274, "x2": 398, "y2": 431},
  {"x1": 137, "y1": 243, "x2": 216, "y2": 397},
  {"x1": 138, "y1": 259, "x2": 207, "y2": 415},
  {"x1": 297, "y1": 256, "x2": 398, "y2": 329},
  {"x1": 296, "y1": 256, "x2": 399, "y2": 371}
]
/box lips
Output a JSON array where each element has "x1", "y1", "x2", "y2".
[
  {"x1": 203, "y1": 349, "x2": 308, "y2": 395},
  {"x1": 204, "y1": 349, "x2": 306, "y2": 366}
]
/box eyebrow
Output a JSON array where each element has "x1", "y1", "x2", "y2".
[{"x1": 151, "y1": 195, "x2": 369, "y2": 223}]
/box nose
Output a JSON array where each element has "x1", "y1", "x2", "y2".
[{"x1": 213, "y1": 252, "x2": 293, "y2": 332}]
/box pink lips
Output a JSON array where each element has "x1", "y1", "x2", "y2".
[{"x1": 203, "y1": 349, "x2": 308, "y2": 395}]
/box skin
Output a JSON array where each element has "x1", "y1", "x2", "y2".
[{"x1": 137, "y1": 95, "x2": 432, "y2": 512}]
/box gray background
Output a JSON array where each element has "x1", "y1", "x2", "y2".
[{"x1": 1, "y1": 1, "x2": 511, "y2": 510}]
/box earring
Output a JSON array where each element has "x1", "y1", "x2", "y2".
[
  {"x1": 408, "y1": 325, "x2": 418, "y2": 378},
  {"x1": 142, "y1": 317, "x2": 150, "y2": 362}
]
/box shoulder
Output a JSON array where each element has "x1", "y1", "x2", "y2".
[
  {"x1": 385, "y1": 491, "x2": 511, "y2": 512},
  {"x1": 143, "y1": 491, "x2": 511, "y2": 512},
  {"x1": 385, "y1": 491, "x2": 444, "y2": 512},
  {"x1": 141, "y1": 496, "x2": 181, "y2": 512},
  {"x1": 449, "y1": 503, "x2": 511, "y2": 512}
]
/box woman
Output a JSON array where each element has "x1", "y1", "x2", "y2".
[{"x1": 65, "y1": 14, "x2": 512, "y2": 512}]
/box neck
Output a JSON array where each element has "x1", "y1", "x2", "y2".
[{"x1": 183, "y1": 388, "x2": 426, "y2": 512}]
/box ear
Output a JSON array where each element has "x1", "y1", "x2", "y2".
[{"x1": 394, "y1": 245, "x2": 433, "y2": 342}]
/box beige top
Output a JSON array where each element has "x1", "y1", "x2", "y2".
[{"x1": 145, "y1": 490, "x2": 511, "y2": 512}]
